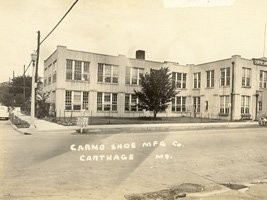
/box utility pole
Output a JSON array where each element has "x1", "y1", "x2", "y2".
[
  {"x1": 13, "y1": 70, "x2": 15, "y2": 80},
  {"x1": 35, "y1": 31, "x2": 40, "y2": 82},
  {"x1": 263, "y1": 22, "x2": 266, "y2": 57},
  {"x1": 23, "y1": 65, "x2": 26, "y2": 99}
]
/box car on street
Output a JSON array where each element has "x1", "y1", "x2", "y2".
[
  {"x1": 0, "y1": 105, "x2": 9, "y2": 120},
  {"x1": 258, "y1": 115, "x2": 267, "y2": 126}
]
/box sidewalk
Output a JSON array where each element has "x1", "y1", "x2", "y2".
[{"x1": 12, "y1": 114, "x2": 259, "y2": 135}]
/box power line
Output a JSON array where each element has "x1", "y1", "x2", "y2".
[
  {"x1": 40, "y1": 0, "x2": 79, "y2": 45},
  {"x1": 24, "y1": 0, "x2": 79, "y2": 74}
]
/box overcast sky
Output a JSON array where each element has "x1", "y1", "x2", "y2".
[{"x1": 0, "y1": 0, "x2": 267, "y2": 83}]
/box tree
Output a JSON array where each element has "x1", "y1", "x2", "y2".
[
  {"x1": 134, "y1": 67, "x2": 178, "y2": 118},
  {"x1": 35, "y1": 82, "x2": 50, "y2": 118},
  {"x1": 0, "y1": 76, "x2": 32, "y2": 107}
]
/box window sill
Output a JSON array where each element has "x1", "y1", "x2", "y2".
[
  {"x1": 192, "y1": 88, "x2": 201, "y2": 90},
  {"x1": 66, "y1": 79, "x2": 90, "y2": 83},
  {"x1": 219, "y1": 113, "x2": 229, "y2": 116},
  {"x1": 220, "y1": 85, "x2": 230, "y2": 88},
  {"x1": 97, "y1": 82, "x2": 118, "y2": 85},
  {"x1": 241, "y1": 113, "x2": 251, "y2": 117},
  {"x1": 241, "y1": 86, "x2": 251, "y2": 88},
  {"x1": 125, "y1": 111, "x2": 143, "y2": 112},
  {"x1": 96, "y1": 111, "x2": 118, "y2": 113},
  {"x1": 125, "y1": 84, "x2": 141, "y2": 86},
  {"x1": 205, "y1": 87, "x2": 214, "y2": 89},
  {"x1": 64, "y1": 110, "x2": 90, "y2": 112}
]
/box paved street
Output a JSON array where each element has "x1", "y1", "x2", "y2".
[{"x1": 0, "y1": 120, "x2": 267, "y2": 200}]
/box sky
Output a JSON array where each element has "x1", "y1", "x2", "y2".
[{"x1": 0, "y1": 0, "x2": 267, "y2": 83}]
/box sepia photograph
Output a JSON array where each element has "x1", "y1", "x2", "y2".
[{"x1": 0, "y1": 0, "x2": 267, "y2": 199}]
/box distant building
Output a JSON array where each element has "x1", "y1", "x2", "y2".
[{"x1": 43, "y1": 46, "x2": 267, "y2": 120}]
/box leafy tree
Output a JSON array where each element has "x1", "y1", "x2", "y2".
[
  {"x1": 0, "y1": 76, "x2": 50, "y2": 118},
  {"x1": 0, "y1": 76, "x2": 32, "y2": 107},
  {"x1": 134, "y1": 67, "x2": 178, "y2": 118},
  {"x1": 35, "y1": 82, "x2": 50, "y2": 118},
  {"x1": 10, "y1": 76, "x2": 32, "y2": 98}
]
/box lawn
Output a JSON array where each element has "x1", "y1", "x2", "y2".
[{"x1": 48, "y1": 116, "x2": 228, "y2": 126}]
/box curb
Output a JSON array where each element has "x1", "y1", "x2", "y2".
[
  {"x1": 75, "y1": 123, "x2": 259, "y2": 134},
  {"x1": 9, "y1": 120, "x2": 32, "y2": 135}
]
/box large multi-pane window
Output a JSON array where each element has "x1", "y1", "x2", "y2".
[
  {"x1": 220, "y1": 67, "x2": 230, "y2": 86},
  {"x1": 66, "y1": 60, "x2": 90, "y2": 81},
  {"x1": 98, "y1": 63, "x2": 118, "y2": 83},
  {"x1": 125, "y1": 94, "x2": 142, "y2": 111},
  {"x1": 73, "y1": 91, "x2": 82, "y2": 110},
  {"x1": 259, "y1": 101, "x2": 262, "y2": 111},
  {"x1": 206, "y1": 70, "x2": 214, "y2": 88},
  {"x1": 66, "y1": 60, "x2": 73, "y2": 80},
  {"x1": 52, "y1": 60, "x2": 57, "y2": 83},
  {"x1": 65, "y1": 91, "x2": 72, "y2": 110},
  {"x1": 193, "y1": 97, "x2": 201, "y2": 113},
  {"x1": 193, "y1": 72, "x2": 201, "y2": 89},
  {"x1": 83, "y1": 62, "x2": 90, "y2": 81},
  {"x1": 172, "y1": 96, "x2": 186, "y2": 112},
  {"x1": 241, "y1": 95, "x2": 250, "y2": 114},
  {"x1": 259, "y1": 70, "x2": 267, "y2": 88},
  {"x1": 65, "y1": 91, "x2": 89, "y2": 111},
  {"x1": 172, "y1": 72, "x2": 187, "y2": 89},
  {"x1": 219, "y1": 95, "x2": 230, "y2": 114},
  {"x1": 97, "y1": 92, "x2": 117, "y2": 111},
  {"x1": 242, "y1": 68, "x2": 251, "y2": 87},
  {"x1": 74, "y1": 61, "x2": 82, "y2": 80},
  {"x1": 82, "y1": 92, "x2": 89, "y2": 110},
  {"x1": 48, "y1": 76, "x2": 52, "y2": 84},
  {"x1": 125, "y1": 67, "x2": 144, "y2": 85}
]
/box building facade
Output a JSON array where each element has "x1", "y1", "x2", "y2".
[{"x1": 43, "y1": 46, "x2": 267, "y2": 120}]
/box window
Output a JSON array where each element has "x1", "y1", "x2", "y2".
[
  {"x1": 65, "y1": 91, "x2": 72, "y2": 110},
  {"x1": 97, "y1": 92, "x2": 117, "y2": 111},
  {"x1": 66, "y1": 60, "x2": 73, "y2": 80},
  {"x1": 205, "y1": 101, "x2": 208, "y2": 111},
  {"x1": 260, "y1": 71, "x2": 267, "y2": 88},
  {"x1": 73, "y1": 91, "x2": 82, "y2": 110},
  {"x1": 259, "y1": 101, "x2": 262, "y2": 111},
  {"x1": 82, "y1": 92, "x2": 89, "y2": 110},
  {"x1": 193, "y1": 72, "x2": 201, "y2": 89},
  {"x1": 125, "y1": 67, "x2": 144, "y2": 85},
  {"x1": 172, "y1": 96, "x2": 186, "y2": 112},
  {"x1": 219, "y1": 95, "x2": 230, "y2": 114},
  {"x1": 52, "y1": 60, "x2": 57, "y2": 83},
  {"x1": 66, "y1": 60, "x2": 90, "y2": 81},
  {"x1": 48, "y1": 76, "x2": 52, "y2": 84},
  {"x1": 98, "y1": 63, "x2": 119, "y2": 83},
  {"x1": 125, "y1": 94, "x2": 142, "y2": 111},
  {"x1": 206, "y1": 70, "x2": 214, "y2": 88},
  {"x1": 83, "y1": 62, "x2": 90, "y2": 81},
  {"x1": 193, "y1": 97, "x2": 200, "y2": 113},
  {"x1": 52, "y1": 73, "x2": 56, "y2": 83},
  {"x1": 65, "y1": 91, "x2": 89, "y2": 111},
  {"x1": 241, "y1": 95, "x2": 250, "y2": 114},
  {"x1": 74, "y1": 61, "x2": 82, "y2": 80},
  {"x1": 172, "y1": 72, "x2": 187, "y2": 89},
  {"x1": 242, "y1": 68, "x2": 251, "y2": 87},
  {"x1": 220, "y1": 67, "x2": 230, "y2": 86},
  {"x1": 44, "y1": 79, "x2": 47, "y2": 86}
]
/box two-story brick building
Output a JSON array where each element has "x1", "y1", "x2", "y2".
[{"x1": 43, "y1": 46, "x2": 267, "y2": 120}]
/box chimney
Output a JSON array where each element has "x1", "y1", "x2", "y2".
[{"x1": 136, "y1": 50, "x2": 145, "y2": 60}]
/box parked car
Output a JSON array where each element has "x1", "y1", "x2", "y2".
[
  {"x1": 0, "y1": 106, "x2": 9, "y2": 120},
  {"x1": 258, "y1": 116, "x2": 267, "y2": 126}
]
